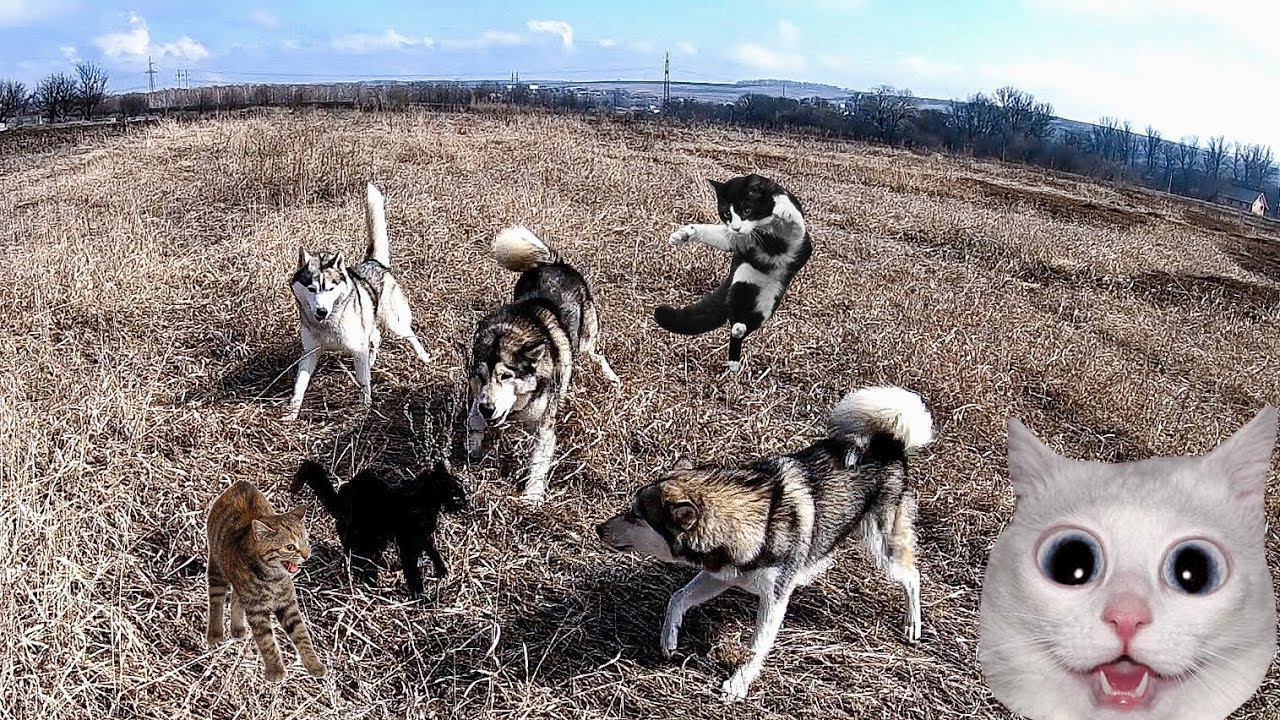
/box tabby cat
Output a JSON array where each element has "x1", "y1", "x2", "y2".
[{"x1": 206, "y1": 480, "x2": 326, "y2": 681}]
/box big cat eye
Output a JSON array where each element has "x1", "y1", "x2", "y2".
[
  {"x1": 1036, "y1": 528, "x2": 1104, "y2": 587},
  {"x1": 1162, "y1": 539, "x2": 1228, "y2": 595}
]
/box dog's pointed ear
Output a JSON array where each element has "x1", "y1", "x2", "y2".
[
  {"x1": 673, "y1": 455, "x2": 695, "y2": 471},
  {"x1": 669, "y1": 500, "x2": 699, "y2": 531},
  {"x1": 287, "y1": 505, "x2": 307, "y2": 520},
  {"x1": 297, "y1": 247, "x2": 312, "y2": 269},
  {"x1": 519, "y1": 342, "x2": 547, "y2": 364},
  {"x1": 251, "y1": 519, "x2": 272, "y2": 540},
  {"x1": 330, "y1": 254, "x2": 346, "y2": 273}
]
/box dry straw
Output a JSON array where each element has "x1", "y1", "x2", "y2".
[{"x1": 0, "y1": 110, "x2": 1277, "y2": 719}]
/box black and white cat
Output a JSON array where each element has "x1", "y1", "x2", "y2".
[
  {"x1": 655, "y1": 174, "x2": 812, "y2": 371},
  {"x1": 979, "y1": 407, "x2": 1279, "y2": 720}
]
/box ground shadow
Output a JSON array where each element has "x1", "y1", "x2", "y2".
[{"x1": 181, "y1": 341, "x2": 300, "y2": 406}]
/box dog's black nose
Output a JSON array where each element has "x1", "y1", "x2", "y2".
[
  {"x1": 478, "y1": 402, "x2": 496, "y2": 419},
  {"x1": 314, "y1": 307, "x2": 329, "y2": 320}
]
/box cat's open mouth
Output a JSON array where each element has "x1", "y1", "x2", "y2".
[
  {"x1": 283, "y1": 561, "x2": 300, "y2": 574},
  {"x1": 1091, "y1": 657, "x2": 1160, "y2": 709}
]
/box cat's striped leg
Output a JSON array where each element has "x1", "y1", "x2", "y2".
[
  {"x1": 206, "y1": 564, "x2": 229, "y2": 646},
  {"x1": 277, "y1": 601, "x2": 327, "y2": 677},
  {"x1": 229, "y1": 593, "x2": 247, "y2": 638},
  {"x1": 246, "y1": 607, "x2": 288, "y2": 681}
]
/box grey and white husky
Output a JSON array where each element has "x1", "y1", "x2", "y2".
[
  {"x1": 655, "y1": 173, "x2": 813, "y2": 371},
  {"x1": 466, "y1": 226, "x2": 620, "y2": 501},
  {"x1": 286, "y1": 183, "x2": 432, "y2": 420},
  {"x1": 597, "y1": 386, "x2": 933, "y2": 700}
]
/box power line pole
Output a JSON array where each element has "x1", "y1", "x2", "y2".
[
  {"x1": 145, "y1": 56, "x2": 157, "y2": 92},
  {"x1": 663, "y1": 51, "x2": 670, "y2": 113}
]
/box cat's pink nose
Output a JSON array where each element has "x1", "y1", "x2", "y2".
[{"x1": 1102, "y1": 592, "x2": 1152, "y2": 645}]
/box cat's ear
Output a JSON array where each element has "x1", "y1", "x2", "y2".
[
  {"x1": 1006, "y1": 417, "x2": 1061, "y2": 500},
  {"x1": 287, "y1": 505, "x2": 308, "y2": 520},
  {"x1": 251, "y1": 519, "x2": 272, "y2": 540},
  {"x1": 1205, "y1": 405, "x2": 1277, "y2": 505},
  {"x1": 707, "y1": 178, "x2": 724, "y2": 194}
]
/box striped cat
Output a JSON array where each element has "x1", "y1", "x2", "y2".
[{"x1": 206, "y1": 480, "x2": 326, "y2": 681}]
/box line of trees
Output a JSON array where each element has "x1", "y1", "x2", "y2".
[{"x1": 0, "y1": 62, "x2": 113, "y2": 125}]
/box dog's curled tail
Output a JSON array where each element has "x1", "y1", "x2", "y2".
[
  {"x1": 491, "y1": 226, "x2": 562, "y2": 272},
  {"x1": 365, "y1": 182, "x2": 391, "y2": 266},
  {"x1": 292, "y1": 460, "x2": 342, "y2": 517},
  {"x1": 653, "y1": 276, "x2": 731, "y2": 335},
  {"x1": 830, "y1": 385, "x2": 934, "y2": 452}
]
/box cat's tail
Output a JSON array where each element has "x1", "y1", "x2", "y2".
[
  {"x1": 829, "y1": 386, "x2": 934, "y2": 459},
  {"x1": 292, "y1": 460, "x2": 342, "y2": 518},
  {"x1": 491, "y1": 226, "x2": 563, "y2": 272},
  {"x1": 653, "y1": 275, "x2": 731, "y2": 335}
]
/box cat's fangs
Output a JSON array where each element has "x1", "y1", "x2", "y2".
[{"x1": 1095, "y1": 660, "x2": 1155, "y2": 708}]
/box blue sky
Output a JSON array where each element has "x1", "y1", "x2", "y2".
[{"x1": 2, "y1": 0, "x2": 1277, "y2": 148}]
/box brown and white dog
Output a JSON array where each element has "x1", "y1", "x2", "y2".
[{"x1": 597, "y1": 386, "x2": 933, "y2": 700}]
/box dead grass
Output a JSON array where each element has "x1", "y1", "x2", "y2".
[{"x1": 2, "y1": 110, "x2": 1279, "y2": 719}]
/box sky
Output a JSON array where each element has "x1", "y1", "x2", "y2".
[{"x1": 1, "y1": 0, "x2": 1278, "y2": 148}]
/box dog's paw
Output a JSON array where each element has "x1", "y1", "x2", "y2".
[
  {"x1": 284, "y1": 409, "x2": 301, "y2": 421},
  {"x1": 904, "y1": 618, "x2": 922, "y2": 644},
  {"x1": 660, "y1": 624, "x2": 680, "y2": 659},
  {"x1": 668, "y1": 225, "x2": 697, "y2": 247},
  {"x1": 720, "y1": 672, "x2": 752, "y2": 702}
]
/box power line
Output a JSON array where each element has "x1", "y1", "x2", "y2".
[
  {"x1": 663, "y1": 51, "x2": 670, "y2": 112},
  {"x1": 145, "y1": 56, "x2": 157, "y2": 92}
]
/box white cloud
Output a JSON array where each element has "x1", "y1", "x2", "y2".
[
  {"x1": 730, "y1": 42, "x2": 806, "y2": 73},
  {"x1": 527, "y1": 19, "x2": 573, "y2": 49},
  {"x1": 901, "y1": 54, "x2": 958, "y2": 78},
  {"x1": 0, "y1": 0, "x2": 74, "y2": 27},
  {"x1": 249, "y1": 9, "x2": 278, "y2": 29},
  {"x1": 59, "y1": 45, "x2": 79, "y2": 63},
  {"x1": 598, "y1": 38, "x2": 617, "y2": 48},
  {"x1": 330, "y1": 29, "x2": 431, "y2": 53},
  {"x1": 440, "y1": 29, "x2": 527, "y2": 50},
  {"x1": 777, "y1": 19, "x2": 800, "y2": 44},
  {"x1": 94, "y1": 13, "x2": 208, "y2": 63},
  {"x1": 675, "y1": 41, "x2": 697, "y2": 56}
]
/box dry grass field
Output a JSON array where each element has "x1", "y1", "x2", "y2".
[{"x1": 2, "y1": 109, "x2": 1279, "y2": 719}]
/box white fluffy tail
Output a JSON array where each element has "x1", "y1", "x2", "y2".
[
  {"x1": 491, "y1": 226, "x2": 560, "y2": 272},
  {"x1": 365, "y1": 182, "x2": 391, "y2": 266},
  {"x1": 830, "y1": 385, "x2": 934, "y2": 451}
]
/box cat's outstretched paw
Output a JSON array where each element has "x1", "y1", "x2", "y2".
[
  {"x1": 668, "y1": 225, "x2": 697, "y2": 247},
  {"x1": 720, "y1": 672, "x2": 752, "y2": 702}
]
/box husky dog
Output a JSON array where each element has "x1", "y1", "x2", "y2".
[
  {"x1": 467, "y1": 226, "x2": 621, "y2": 501},
  {"x1": 292, "y1": 459, "x2": 466, "y2": 596},
  {"x1": 597, "y1": 386, "x2": 933, "y2": 701},
  {"x1": 287, "y1": 183, "x2": 432, "y2": 419},
  {"x1": 656, "y1": 174, "x2": 812, "y2": 371}
]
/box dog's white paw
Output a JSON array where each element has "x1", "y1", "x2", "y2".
[
  {"x1": 720, "y1": 672, "x2": 752, "y2": 702},
  {"x1": 660, "y1": 622, "x2": 680, "y2": 659},
  {"x1": 284, "y1": 408, "x2": 301, "y2": 421},
  {"x1": 904, "y1": 617, "x2": 922, "y2": 644},
  {"x1": 668, "y1": 225, "x2": 697, "y2": 247}
]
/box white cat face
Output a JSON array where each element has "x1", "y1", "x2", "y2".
[{"x1": 979, "y1": 408, "x2": 1278, "y2": 720}]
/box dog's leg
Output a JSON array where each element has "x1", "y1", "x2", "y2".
[
  {"x1": 353, "y1": 347, "x2": 373, "y2": 409},
  {"x1": 385, "y1": 287, "x2": 432, "y2": 365},
  {"x1": 885, "y1": 492, "x2": 922, "y2": 643},
  {"x1": 662, "y1": 570, "x2": 730, "y2": 658},
  {"x1": 721, "y1": 580, "x2": 797, "y2": 701},
  {"x1": 424, "y1": 532, "x2": 447, "y2": 578},
  {"x1": 580, "y1": 304, "x2": 620, "y2": 385},
  {"x1": 523, "y1": 423, "x2": 557, "y2": 501},
  {"x1": 395, "y1": 532, "x2": 425, "y2": 596},
  {"x1": 286, "y1": 335, "x2": 320, "y2": 420},
  {"x1": 465, "y1": 405, "x2": 487, "y2": 461},
  {"x1": 369, "y1": 328, "x2": 381, "y2": 368},
  {"x1": 669, "y1": 223, "x2": 738, "y2": 252}
]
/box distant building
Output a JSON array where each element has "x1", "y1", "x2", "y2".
[{"x1": 1214, "y1": 186, "x2": 1269, "y2": 217}]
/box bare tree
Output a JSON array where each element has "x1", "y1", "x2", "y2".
[
  {"x1": 0, "y1": 79, "x2": 29, "y2": 123},
  {"x1": 120, "y1": 93, "x2": 149, "y2": 116},
  {"x1": 1236, "y1": 143, "x2": 1276, "y2": 189},
  {"x1": 74, "y1": 62, "x2": 109, "y2": 119},
  {"x1": 1201, "y1": 135, "x2": 1229, "y2": 191},
  {"x1": 1174, "y1": 136, "x2": 1200, "y2": 190},
  {"x1": 854, "y1": 85, "x2": 916, "y2": 143},
  {"x1": 35, "y1": 72, "x2": 78, "y2": 123},
  {"x1": 1142, "y1": 126, "x2": 1163, "y2": 177}
]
